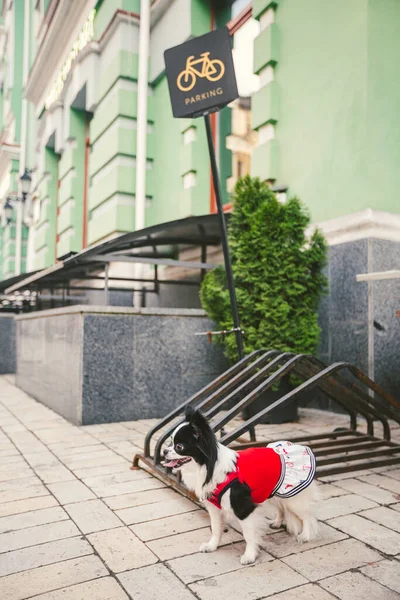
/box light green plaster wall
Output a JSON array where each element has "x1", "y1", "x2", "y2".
[
  {"x1": 191, "y1": 0, "x2": 210, "y2": 37},
  {"x1": 364, "y1": 0, "x2": 400, "y2": 215},
  {"x1": 94, "y1": 0, "x2": 140, "y2": 40},
  {"x1": 57, "y1": 109, "x2": 86, "y2": 257},
  {"x1": 11, "y1": 0, "x2": 24, "y2": 142},
  {"x1": 149, "y1": 77, "x2": 185, "y2": 225},
  {"x1": 272, "y1": 0, "x2": 400, "y2": 222},
  {"x1": 148, "y1": 76, "x2": 211, "y2": 227},
  {"x1": 34, "y1": 148, "x2": 58, "y2": 270}
]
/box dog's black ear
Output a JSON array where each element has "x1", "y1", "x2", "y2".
[{"x1": 185, "y1": 406, "x2": 210, "y2": 438}]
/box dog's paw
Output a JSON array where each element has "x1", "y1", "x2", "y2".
[
  {"x1": 268, "y1": 520, "x2": 283, "y2": 530},
  {"x1": 240, "y1": 552, "x2": 257, "y2": 566},
  {"x1": 200, "y1": 542, "x2": 217, "y2": 553}
]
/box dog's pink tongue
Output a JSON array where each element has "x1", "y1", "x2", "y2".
[{"x1": 162, "y1": 459, "x2": 180, "y2": 468}]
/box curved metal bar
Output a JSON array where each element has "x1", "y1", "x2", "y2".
[
  {"x1": 211, "y1": 354, "x2": 307, "y2": 434},
  {"x1": 293, "y1": 362, "x2": 376, "y2": 437},
  {"x1": 305, "y1": 355, "x2": 400, "y2": 425},
  {"x1": 203, "y1": 352, "x2": 295, "y2": 421},
  {"x1": 213, "y1": 354, "x2": 367, "y2": 437},
  {"x1": 152, "y1": 350, "x2": 282, "y2": 463},
  {"x1": 297, "y1": 356, "x2": 394, "y2": 438},
  {"x1": 143, "y1": 349, "x2": 264, "y2": 456},
  {"x1": 221, "y1": 362, "x2": 391, "y2": 445}
]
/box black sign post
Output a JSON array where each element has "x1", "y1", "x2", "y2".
[{"x1": 164, "y1": 28, "x2": 244, "y2": 361}]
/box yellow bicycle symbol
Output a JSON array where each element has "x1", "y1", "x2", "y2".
[{"x1": 177, "y1": 52, "x2": 225, "y2": 92}]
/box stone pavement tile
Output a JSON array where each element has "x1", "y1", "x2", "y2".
[
  {"x1": 0, "y1": 555, "x2": 107, "y2": 600},
  {"x1": 61, "y1": 449, "x2": 121, "y2": 466},
  {"x1": 0, "y1": 475, "x2": 42, "y2": 491},
  {"x1": 319, "y1": 570, "x2": 400, "y2": 600},
  {"x1": 317, "y1": 493, "x2": 377, "y2": 520},
  {"x1": 116, "y1": 497, "x2": 197, "y2": 525},
  {"x1": 34, "y1": 465, "x2": 77, "y2": 484},
  {"x1": 88, "y1": 526, "x2": 158, "y2": 572},
  {"x1": 103, "y1": 486, "x2": 176, "y2": 511},
  {"x1": 357, "y1": 473, "x2": 400, "y2": 495},
  {"x1": 118, "y1": 563, "x2": 198, "y2": 600},
  {"x1": 0, "y1": 536, "x2": 93, "y2": 577},
  {"x1": 281, "y1": 538, "x2": 381, "y2": 582},
  {"x1": 262, "y1": 523, "x2": 348, "y2": 558},
  {"x1": 65, "y1": 454, "x2": 128, "y2": 471},
  {"x1": 261, "y1": 584, "x2": 336, "y2": 600},
  {"x1": 318, "y1": 470, "x2": 373, "y2": 482},
  {"x1": 0, "y1": 506, "x2": 68, "y2": 533},
  {"x1": 23, "y1": 452, "x2": 62, "y2": 467},
  {"x1": 167, "y1": 542, "x2": 273, "y2": 584},
  {"x1": 0, "y1": 467, "x2": 35, "y2": 482},
  {"x1": 384, "y1": 468, "x2": 400, "y2": 479},
  {"x1": 99, "y1": 475, "x2": 167, "y2": 498},
  {"x1": 48, "y1": 480, "x2": 96, "y2": 504},
  {"x1": 0, "y1": 519, "x2": 80, "y2": 552},
  {"x1": 0, "y1": 483, "x2": 49, "y2": 503},
  {"x1": 358, "y1": 505, "x2": 400, "y2": 533},
  {"x1": 50, "y1": 443, "x2": 103, "y2": 457},
  {"x1": 392, "y1": 503, "x2": 400, "y2": 512},
  {"x1": 317, "y1": 483, "x2": 348, "y2": 500},
  {"x1": 0, "y1": 495, "x2": 59, "y2": 518},
  {"x1": 72, "y1": 462, "x2": 131, "y2": 479},
  {"x1": 81, "y1": 469, "x2": 151, "y2": 497},
  {"x1": 334, "y1": 478, "x2": 399, "y2": 504},
  {"x1": 64, "y1": 499, "x2": 122, "y2": 534},
  {"x1": 131, "y1": 509, "x2": 210, "y2": 541},
  {"x1": 189, "y1": 559, "x2": 307, "y2": 600},
  {"x1": 29, "y1": 577, "x2": 129, "y2": 600},
  {"x1": 0, "y1": 458, "x2": 29, "y2": 471},
  {"x1": 0, "y1": 449, "x2": 21, "y2": 458},
  {"x1": 47, "y1": 438, "x2": 105, "y2": 452},
  {"x1": 34, "y1": 428, "x2": 86, "y2": 444},
  {"x1": 147, "y1": 527, "x2": 242, "y2": 561},
  {"x1": 327, "y1": 514, "x2": 400, "y2": 555},
  {"x1": 361, "y1": 558, "x2": 400, "y2": 594}
]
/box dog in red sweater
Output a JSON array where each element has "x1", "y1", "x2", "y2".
[{"x1": 163, "y1": 407, "x2": 319, "y2": 566}]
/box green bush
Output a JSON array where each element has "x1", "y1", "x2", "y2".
[{"x1": 200, "y1": 176, "x2": 328, "y2": 363}]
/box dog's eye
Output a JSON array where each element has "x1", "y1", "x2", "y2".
[{"x1": 175, "y1": 443, "x2": 184, "y2": 452}]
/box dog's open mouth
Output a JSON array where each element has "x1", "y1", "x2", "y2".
[{"x1": 162, "y1": 457, "x2": 191, "y2": 470}]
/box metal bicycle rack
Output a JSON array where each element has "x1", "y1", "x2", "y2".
[{"x1": 132, "y1": 351, "x2": 400, "y2": 500}]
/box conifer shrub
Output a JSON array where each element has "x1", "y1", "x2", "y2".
[{"x1": 200, "y1": 176, "x2": 328, "y2": 363}]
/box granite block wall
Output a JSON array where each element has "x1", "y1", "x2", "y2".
[
  {"x1": 15, "y1": 307, "x2": 228, "y2": 425},
  {"x1": 317, "y1": 237, "x2": 400, "y2": 409},
  {"x1": 0, "y1": 314, "x2": 16, "y2": 374}
]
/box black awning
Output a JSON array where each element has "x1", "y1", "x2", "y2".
[
  {"x1": 5, "y1": 214, "x2": 227, "y2": 295},
  {"x1": 0, "y1": 270, "x2": 39, "y2": 294}
]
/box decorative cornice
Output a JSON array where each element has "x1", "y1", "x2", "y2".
[
  {"x1": 25, "y1": 0, "x2": 97, "y2": 108},
  {"x1": 307, "y1": 209, "x2": 400, "y2": 245}
]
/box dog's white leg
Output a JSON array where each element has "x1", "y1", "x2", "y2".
[
  {"x1": 297, "y1": 515, "x2": 319, "y2": 543},
  {"x1": 239, "y1": 511, "x2": 263, "y2": 565},
  {"x1": 200, "y1": 502, "x2": 223, "y2": 553},
  {"x1": 266, "y1": 498, "x2": 284, "y2": 528},
  {"x1": 283, "y1": 506, "x2": 302, "y2": 537},
  {"x1": 283, "y1": 483, "x2": 320, "y2": 543}
]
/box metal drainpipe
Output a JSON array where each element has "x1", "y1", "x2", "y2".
[{"x1": 133, "y1": 0, "x2": 150, "y2": 306}]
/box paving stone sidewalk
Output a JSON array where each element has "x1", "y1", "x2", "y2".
[{"x1": 0, "y1": 375, "x2": 399, "y2": 600}]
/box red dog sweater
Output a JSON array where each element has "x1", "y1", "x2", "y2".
[{"x1": 207, "y1": 443, "x2": 316, "y2": 509}]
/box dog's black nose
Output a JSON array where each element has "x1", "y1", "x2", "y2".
[{"x1": 163, "y1": 448, "x2": 169, "y2": 458}]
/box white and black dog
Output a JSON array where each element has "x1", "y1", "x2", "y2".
[{"x1": 163, "y1": 406, "x2": 319, "y2": 565}]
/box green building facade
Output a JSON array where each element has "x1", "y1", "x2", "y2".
[
  {"x1": 0, "y1": 0, "x2": 398, "y2": 278},
  {"x1": 0, "y1": 0, "x2": 29, "y2": 280}
]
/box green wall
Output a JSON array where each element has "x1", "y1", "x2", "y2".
[
  {"x1": 147, "y1": 76, "x2": 183, "y2": 226},
  {"x1": 11, "y1": 0, "x2": 24, "y2": 143},
  {"x1": 272, "y1": 0, "x2": 400, "y2": 222}
]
